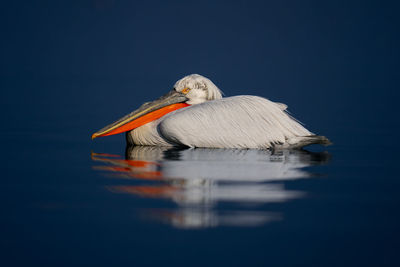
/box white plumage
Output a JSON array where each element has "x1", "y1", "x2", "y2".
[
  {"x1": 159, "y1": 96, "x2": 311, "y2": 148},
  {"x1": 126, "y1": 74, "x2": 329, "y2": 149}
]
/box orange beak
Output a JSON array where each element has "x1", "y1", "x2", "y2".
[{"x1": 92, "y1": 90, "x2": 189, "y2": 139}]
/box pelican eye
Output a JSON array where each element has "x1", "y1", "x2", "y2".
[{"x1": 182, "y1": 87, "x2": 191, "y2": 94}]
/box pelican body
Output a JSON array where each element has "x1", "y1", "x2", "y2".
[{"x1": 92, "y1": 74, "x2": 330, "y2": 149}]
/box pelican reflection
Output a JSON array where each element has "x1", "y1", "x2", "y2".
[{"x1": 92, "y1": 146, "x2": 329, "y2": 228}]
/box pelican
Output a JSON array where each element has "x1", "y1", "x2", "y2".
[{"x1": 92, "y1": 74, "x2": 331, "y2": 149}]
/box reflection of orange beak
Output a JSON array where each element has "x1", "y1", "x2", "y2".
[
  {"x1": 91, "y1": 153, "x2": 163, "y2": 180},
  {"x1": 109, "y1": 185, "x2": 178, "y2": 198},
  {"x1": 92, "y1": 90, "x2": 189, "y2": 139}
]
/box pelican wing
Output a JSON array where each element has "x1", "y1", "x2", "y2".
[{"x1": 158, "y1": 95, "x2": 312, "y2": 149}]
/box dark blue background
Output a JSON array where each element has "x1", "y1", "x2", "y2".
[{"x1": 1, "y1": 1, "x2": 399, "y2": 266}]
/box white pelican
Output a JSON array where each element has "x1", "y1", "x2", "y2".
[{"x1": 92, "y1": 74, "x2": 331, "y2": 149}]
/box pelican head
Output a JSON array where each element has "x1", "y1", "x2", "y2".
[
  {"x1": 174, "y1": 74, "x2": 223, "y2": 105},
  {"x1": 92, "y1": 74, "x2": 222, "y2": 139}
]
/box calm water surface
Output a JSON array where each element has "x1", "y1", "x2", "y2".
[{"x1": 1, "y1": 129, "x2": 399, "y2": 266}]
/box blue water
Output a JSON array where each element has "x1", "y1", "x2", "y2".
[
  {"x1": 1, "y1": 126, "x2": 399, "y2": 266},
  {"x1": 1, "y1": 1, "x2": 399, "y2": 266}
]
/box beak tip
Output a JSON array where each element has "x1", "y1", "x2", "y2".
[{"x1": 91, "y1": 133, "x2": 98, "y2": 140}]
